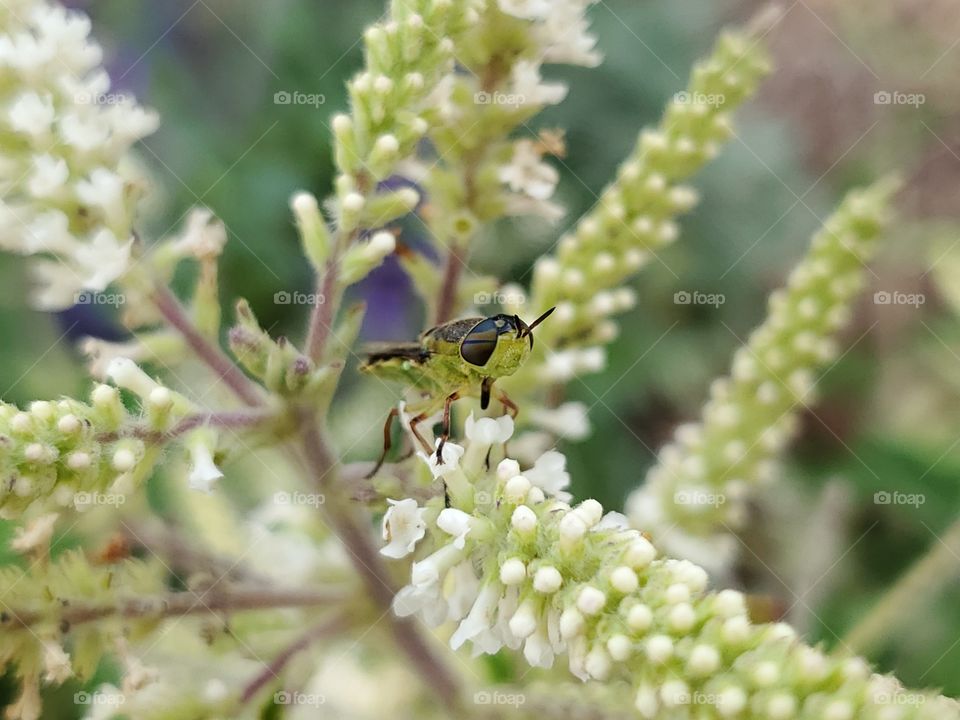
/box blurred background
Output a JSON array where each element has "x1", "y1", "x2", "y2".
[{"x1": 3, "y1": 0, "x2": 960, "y2": 711}]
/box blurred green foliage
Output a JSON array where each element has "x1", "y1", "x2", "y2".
[{"x1": 2, "y1": 1, "x2": 959, "y2": 714}]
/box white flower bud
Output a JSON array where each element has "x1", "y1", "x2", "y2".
[
  {"x1": 11, "y1": 413, "x2": 31, "y2": 433},
  {"x1": 660, "y1": 680, "x2": 689, "y2": 707},
  {"x1": 527, "y1": 487, "x2": 546, "y2": 504},
  {"x1": 576, "y1": 586, "x2": 606, "y2": 615},
  {"x1": 767, "y1": 693, "x2": 797, "y2": 719},
  {"x1": 533, "y1": 566, "x2": 563, "y2": 594},
  {"x1": 688, "y1": 644, "x2": 720, "y2": 675},
  {"x1": 624, "y1": 537, "x2": 656, "y2": 568},
  {"x1": 559, "y1": 608, "x2": 584, "y2": 639},
  {"x1": 823, "y1": 700, "x2": 853, "y2": 720},
  {"x1": 668, "y1": 603, "x2": 696, "y2": 633},
  {"x1": 607, "y1": 634, "x2": 632, "y2": 661},
  {"x1": 148, "y1": 387, "x2": 173, "y2": 409},
  {"x1": 496, "y1": 458, "x2": 521, "y2": 480},
  {"x1": 645, "y1": 635, "x2": 673, "y2": 664},
  {"x1": 717, "y1": 686, "x2": 747, "y2": 717},
  {"x1": 112, "y1": 448, "x2": 137, "y2": 472},
  {"x1": 627, "y1": 603, "x2": 653, "y2": 632},
  {"x1": 57, "y1": 414, "x2": 81, "y2": 434},
  {"x1": 665, "y1": 583, "x2": 691, "y2": 604},
  {"x1": 508, "y1": 600, "x2": 538, "y2": 639},
  {"x1": 559, "y1": 512, "x2": 588, "y2": 542},
  {"x1": 511, "y1": 505, "x2": 538, "y2": 534},
  {"x1": 721, "y1": 616, "x2": 751, "y2": 644},
  {"x1": 503, "y1": 475, "x2": 531, "y2": 503},
  {"x1": 610, "y1": 566, "x2": 638, "y2": 593},
  {"x1": 499, "y1": 558, "x2": 527, "y2": 585},
  {"x1": 585, "y1": 646, "x2": 612, "y2": 680},
  {"x1": 753, "y1": 660, "x2": 779, "y2": 686},
  {"x1": 67, "y1": 452, "x2": 92, "y2": 470}
]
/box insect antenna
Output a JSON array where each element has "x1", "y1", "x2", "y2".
[{"x1": 519, "y1": 306, "x2": 556, "y2": 348}]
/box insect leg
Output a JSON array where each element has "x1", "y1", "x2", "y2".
[
  {"x1": 365, "y1": 406, "x2": 400, "y2": 479},
  {"x1": 498, "y1": 389, "x2": 519, "y2": 418},
  {"x1": 480, "y1": 377, "x2": 493, "y2": 411},
  {"x1": 435, "y1": 391, "x2": 460, "y2": 463},
  {"x1": 408, "y1": 412, "x2": 434, "y2": 455}
]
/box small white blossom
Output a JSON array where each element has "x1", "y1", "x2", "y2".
[
  {"x1": 499, "y1": 139, "x2": 559, "y2": 200},
  {"x1": 185, "y1": 430, "x2": 223, "y2": 493},
  {"x1": 41, "y1": 642, "x2": 72, "y2": 684},
  {"x1": 171, "y1": 207, "x2": 228, "y2": 259},
  {"x1": 417, "y1": 440, "x2": 465, "y2": 478},
  {"x1": 11, "y1": 512, "x2": 58, "y2": 554},
  {"x1": 436, "y1": 508, "x2": 473, "y2": 549},
  {"x1": 535, "y1": 0, "x2": 602, "y2": 67},
  {"x1": 523, "y1": 450, "x2": 572, "y2": 502},
  {"x1": 381, "y1": 498, "x2": 427, "y2": 558},
  {"x1": 497, "y1": 0, "x2": 551, "y2": 19},
  {"x1": 509, "y1": 60, "x2": 568, "y2": 107},
  {"x1": 464, "y1": 412, "x2": 514, "y2": 445},
  {"x1": 530, "y1": 401, "x2": 591, "y2": 440}
]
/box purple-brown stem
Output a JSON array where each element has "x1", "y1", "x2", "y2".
[
  {"x1": 240, "y1": 612, "x2": 347, "y2": 703},
  {"x1": 297, "y1": 413, "x2": 462, "y2": 713},
  {"x1": 151, "y1": 284, "x2": 264, "y2": 407},
  {"x1": 5, "y1": 585, "x2": 347, "y2": 629}
]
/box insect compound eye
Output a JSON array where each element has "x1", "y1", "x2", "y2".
[{"x1": 460, "y1": 317, "x2": 500, "y2": 367}]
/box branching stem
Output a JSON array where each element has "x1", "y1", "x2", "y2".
[{"x1": 151, "y1": 284, "x2": 264, "y2": 407}]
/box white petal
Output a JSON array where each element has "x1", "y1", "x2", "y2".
[{"x1": 380, "y1": 498, "x2": 427, "y2": 559}]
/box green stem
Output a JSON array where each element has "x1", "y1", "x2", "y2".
[{"x1": 843, "y1": 515, "x2": 960, "y2": 654}]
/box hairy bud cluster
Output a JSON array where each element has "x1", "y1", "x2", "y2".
[
  {"x1": 516, "y1": 26, "x2": 772, "y2": 384},
  {"x1": 627, "y1": 179, "x2": 898, "y2": 571}
]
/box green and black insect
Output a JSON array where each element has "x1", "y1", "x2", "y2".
[{"x1": 361, "y1": 307, "x2": 555, "y2": 475}]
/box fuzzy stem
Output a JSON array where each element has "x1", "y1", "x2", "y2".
[
  {"x1": 101, "y1": 409, "x2": 276, "y2": 444},
  {"x1": 305, "y1": 253, "x2": 343, "y2": 363},
  {"x1": 151, "y1": 284, "x2": 264, "y2": 406},
  {"x1": 240, "y1": 611, "x2": 348, "y2": 703},
  {"x1": 297, "y1": 413, "x2": 463, "y2": 713},
  {"x1": 844, "y1": 516, "x2": 960, "y2": 654},
  {"x1": 5, "y1": 586, "x2": 348, "y2": 629},
  {"x1": 435, "y1": 242, "x2": 467, "y2": 325}
]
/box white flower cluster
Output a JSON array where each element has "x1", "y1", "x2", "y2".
[
  {"x1": 0, "y1": 0, "x2": 158, "y2": 308},
  {"x1": 498, "y1": 0, "x2": 602, "y2": 68},
  {"x1": 381, "y1": 415, "x2": 960, "y2": 720},
  {"x1": 627, "y1": 179, "x2": 898, "y2": 573}
]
